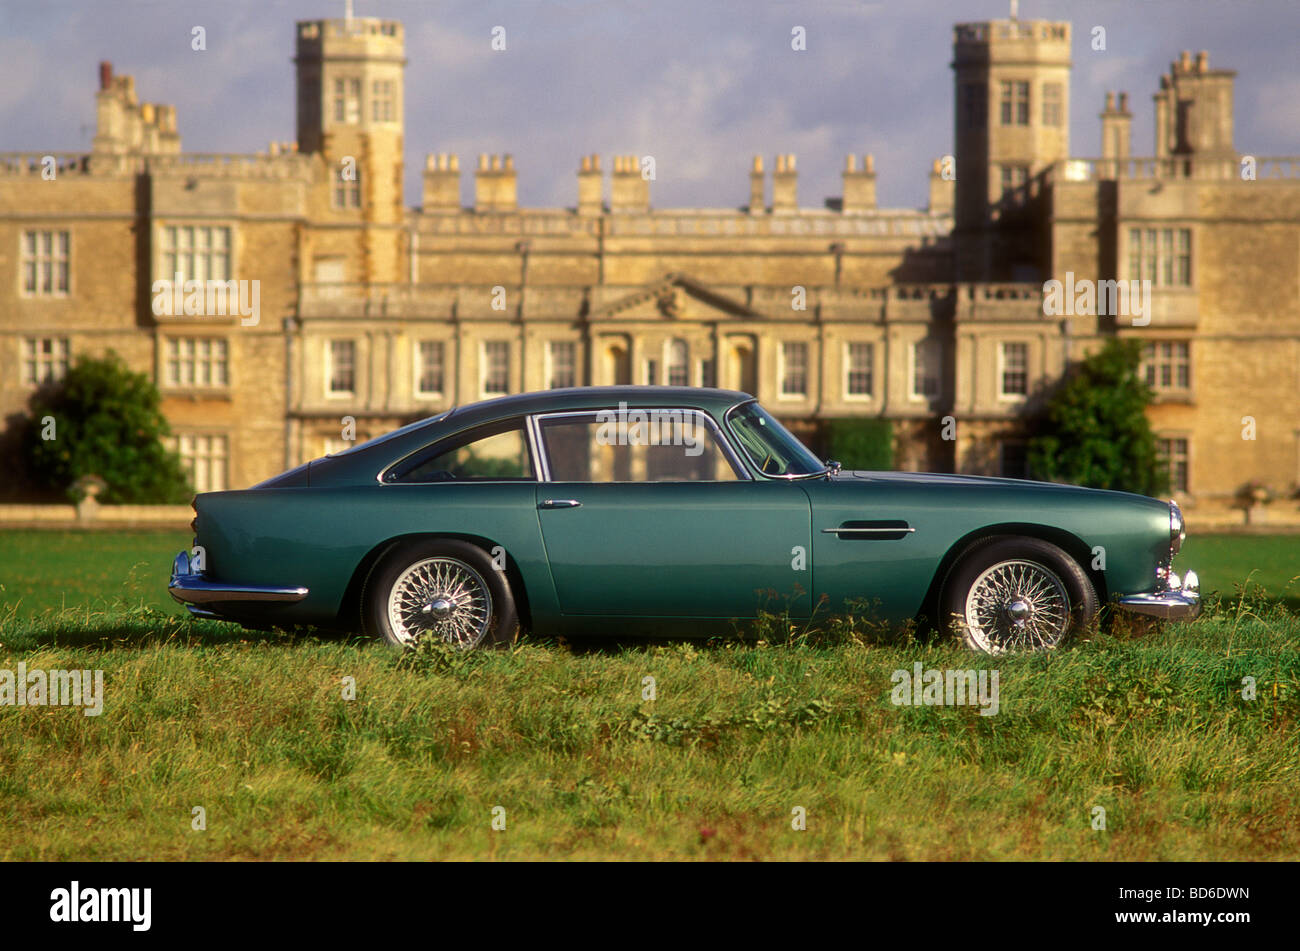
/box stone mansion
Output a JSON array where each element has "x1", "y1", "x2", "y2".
[{"x1": 1, "y1": 11, "x2": 1298, "y2": 516}]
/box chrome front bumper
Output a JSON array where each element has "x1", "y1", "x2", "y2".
[
  {"x1": 1116, "y1": 569, "x2": 1201, "y2": 620},
  {"x1": 168, "y1": 550, "x2": 308, "y2": 607}
]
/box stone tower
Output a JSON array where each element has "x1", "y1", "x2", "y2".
[
  {"x1": 951, "y1": 15, "x2": 1071, "y2": 280},
  {"x1": 1153, "y1": 50, "x2": 1237, "y2": 164},
  {"x1": 294, "y1": 15, "x2": 407, "y2": 280}
]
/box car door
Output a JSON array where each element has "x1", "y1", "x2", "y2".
[
  {"x1": 532, "y1": 408, "x2": 812, "y2": 619},
  {"x1": 799, "y1": 476, "x2": 937, "y2": 622}
]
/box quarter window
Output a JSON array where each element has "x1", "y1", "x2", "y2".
[
  {"x1": 21, "y1": 230, "x2": 70, "y2": 296},
  {"x1": 539, "y1": 411, "x2": 741, "y2": 483},
  {"x1": 385, "y1": 419, "x2": 534, "y2": 483}
]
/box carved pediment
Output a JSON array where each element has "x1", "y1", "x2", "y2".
[{"x1": 591, "y1": 273, "x2": 763, "y2": 322}]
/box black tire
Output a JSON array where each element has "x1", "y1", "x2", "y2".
[
  {"x1": 940, "y1": 536, "x2": 1098, "y2": 654},
  {"x1": 361, "y1": 538, "x2": 518, "y2": 649}
]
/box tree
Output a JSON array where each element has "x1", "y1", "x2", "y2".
[
  {"x1": 24, "y1": 352, "x2": 193, "y2": 504},
  {"x1": 1027, "y1": 339, "x2": 1170, "y2": 497}
]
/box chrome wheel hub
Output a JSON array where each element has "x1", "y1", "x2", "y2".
[
  {"x1": 388, "y1": 557, "x2": 492, "y2": 648},
  {"x1": 423, "y1": 598, "x2": 454, "y2": 618},
  {"x1": 964, "y1": 559, "x2": 1070, "y2": 654}
]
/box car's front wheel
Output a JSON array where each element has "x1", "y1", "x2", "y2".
[
  {"x1": 362, "y1": 539, "x2": 518, "y2": 649},
  {"x1": 941, "y1": 536, "x2": 1098, "y2": 654}
]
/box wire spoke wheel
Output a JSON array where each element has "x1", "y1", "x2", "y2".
[
  {"x1": 963, "y1": 558, "x2": 1070, "y2": 654},
  {"x1": 386, "y1": 556, "x2": 493, "y2": 648}
]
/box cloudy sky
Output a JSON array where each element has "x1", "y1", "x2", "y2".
[{"x1": 3, "y1": 0, "x2": 1298, "y2": 211}]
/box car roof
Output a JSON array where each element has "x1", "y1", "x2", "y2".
[
  {"x1": 444, "y1": 385, "x2": 753, "y2": 427},
  {"x1": 301, "y1": 386, "x2": 755, "y2": 487}
]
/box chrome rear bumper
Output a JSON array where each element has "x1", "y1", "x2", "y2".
[
  {"x1": 1116, "y1": 569, "x2": 1201, "y2": 620},
  {"x1": 168, "y1": 550, "x2": 308, "y2": 607}
]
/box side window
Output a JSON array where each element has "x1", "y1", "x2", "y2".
[
  {"x1": 384, "y1": 419, "x2": 534, "y2": 483},
  {"x1": 538, "y1": 411, "x2": 741, "y2": 483}
]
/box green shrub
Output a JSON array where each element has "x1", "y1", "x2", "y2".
[
  {"x1": 23, "y1": 351, "x2": 193, "y2": 504},
  {"x1": 823, "y1": 418, "x2": 893, "y2": 471}
]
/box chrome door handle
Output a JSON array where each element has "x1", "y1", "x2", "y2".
[
  {"x1": 538, "y1": 499, "x2": 582, "y2": 509},
  {"x1": 820, "y1": 526, "x2": 915, "y2": 534}
]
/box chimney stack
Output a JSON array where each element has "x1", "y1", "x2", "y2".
[
  {"x1": 748, "y1": 155, "x2": 765, "y2": 214},
  {"x1": 1100, "y1": 90, "x2": 1132, "y2": 169},
  {"x1": 610, "y1": 154, "x2": 649, "y2": 213},
  {"x1": 772, "y1": 153, "x2": 797, "y2": 213},
  {"x1": 840, "y1": 153, "x2": 877, "y2": 213},
  {"x1": 928, "y1": 157, "x2": 954, "y2": 215},
  {"x1": 577, "y1": 154, "x2": 603, "y2": 215},
  {"x1": 423, "y1": 153, "x2": 461, "y2": 211},
  {"x1": 474, "y1": 152, "x2": 517, "y2": 212}
]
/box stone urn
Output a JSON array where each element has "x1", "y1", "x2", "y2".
[{"x1": 74, "y1": 474, "x2": 108, "y2": 523}]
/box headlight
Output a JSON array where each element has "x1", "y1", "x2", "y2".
[{"x1": 1169, "y1": 500, "x2": 1186, "y2": 556}]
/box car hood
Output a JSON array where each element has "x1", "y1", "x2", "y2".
[{"x1": 835, "y1": 469, "x2": 1158, "y2": 502}]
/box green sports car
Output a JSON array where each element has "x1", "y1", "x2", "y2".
[{"x1": 169, "y1": 386, "x2": 1200, "y2": 653}]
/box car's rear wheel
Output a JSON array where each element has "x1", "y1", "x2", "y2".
[
  {"x1": 941, "y1": 536, "x2": 1098, "y2": 654},
  {"x1": 362, "y1": 539, "x2": 517, "y2": 649}
]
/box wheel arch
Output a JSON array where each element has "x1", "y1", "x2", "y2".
[
  {"x1": 337, "y1": 532, "x2": 534, "y2": 634},
  {"x1": 918, "y1": 522, "x2": 1107, "y2": 627}
]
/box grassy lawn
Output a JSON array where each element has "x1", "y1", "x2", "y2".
[
  {"x1": 0, "y1": 530, "x2": 192, "y2": 617},
  {"x1": 0, "y1": 530, "x2": 1297, "y2": 860},
  {"x1": 1180, "y1": 533, "x2": 1300, "y2": 612}
]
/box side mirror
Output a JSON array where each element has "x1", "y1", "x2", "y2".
[{"x1": 825, "y1": 459, "x2": 843, "y2": 476}]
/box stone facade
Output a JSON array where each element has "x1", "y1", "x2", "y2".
[{"x1": 1, "y1": 13, "x2": 1297, "y2": 517}]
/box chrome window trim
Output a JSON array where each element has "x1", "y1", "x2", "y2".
[
  {"x1": 526, "y1": 413, "x2": 551, "y2": 482},
  {"x1": 531, "y1": 407, "x2": 753, "y2": 483}
]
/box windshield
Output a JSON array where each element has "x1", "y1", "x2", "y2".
[{"x1": 725, "y1": 401, "x2": 827, "y2": 478}]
